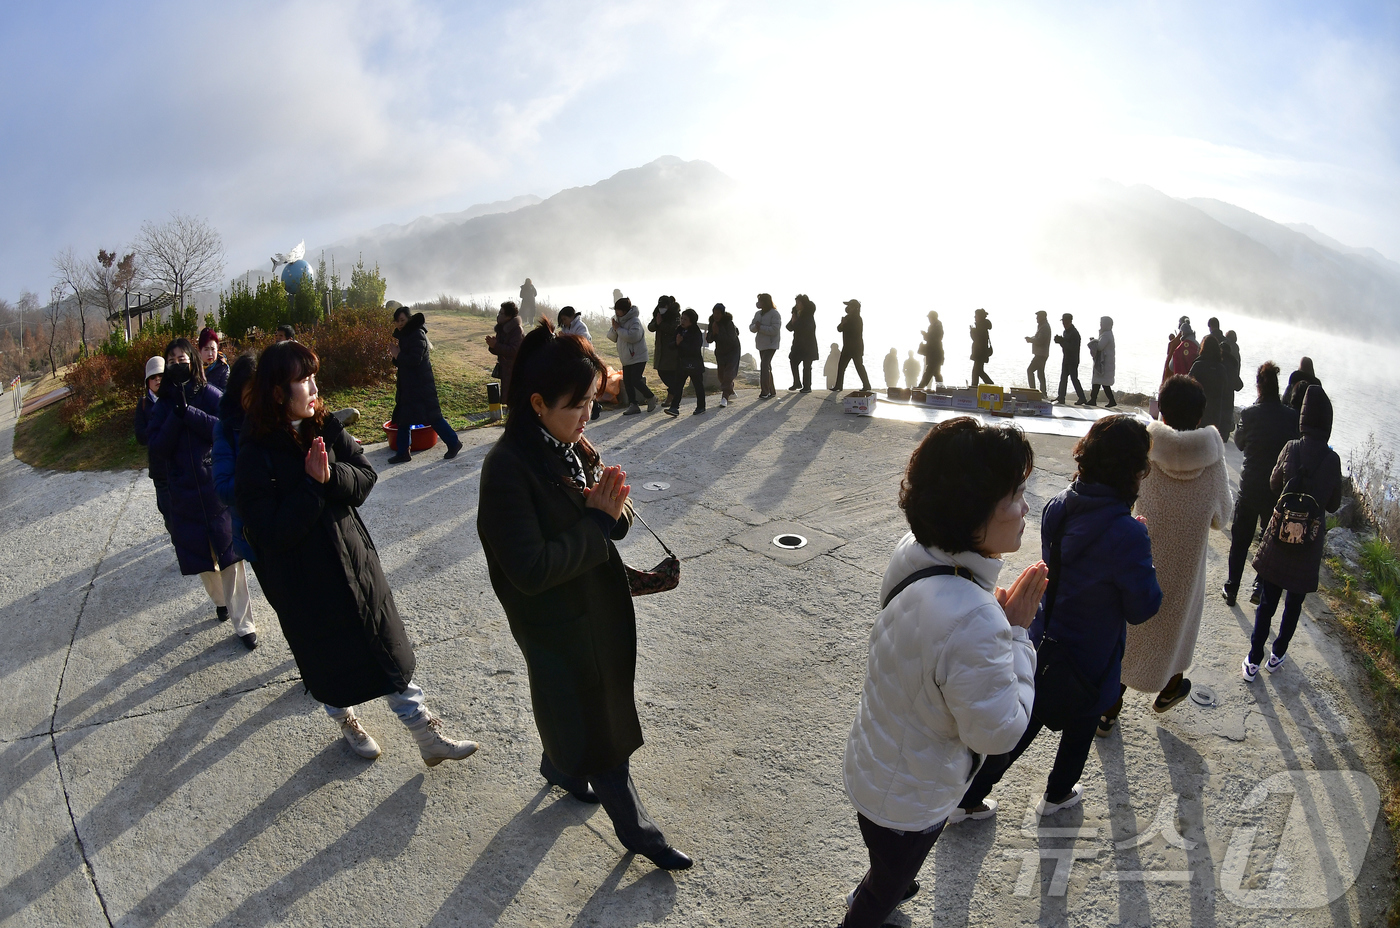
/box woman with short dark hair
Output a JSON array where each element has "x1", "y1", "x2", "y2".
[
  {"x1": 840, "y1": 417, "x2": 1048, "y2": 927},
  {"x1": 705, "y1": 302, "x2": 741, "y2": 407},
  {"x1": 390, "y1": 305, "x2": 462, "y2": 463},
  {"x1": 786, "y1": 294, "x2": 818, "y2": 392},
  {"x1": 667, "y1": 308, "x2": 706, "y2": 417},
  {"x1": 486, "y1": 300, "x2": 525, "y2": 411},
  {"x1": 236, "y1": 341, "x2": 478, "y2": 765},
  {"x1": 951, "y1": 415, "x2": 1162, "y2": 824},
  {"x1": 477, "y1": 320, "x2": 693, "y2": 873},
  {"x1": 148, "y1": 337, "x2": 256, "y2": 648},
  {"x1": 1188, "y1": 335, "x2": 1228, "y2": 432}
]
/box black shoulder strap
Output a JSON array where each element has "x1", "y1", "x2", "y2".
[
  {"x1": 882, "y1": 565, "x2": 974, "y2": 610},
  {"x1": 1042, "y1": 513, "x2": 1070, "y2": 633}
]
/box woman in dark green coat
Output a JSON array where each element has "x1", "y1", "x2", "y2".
[{"x1": 477, "y1": 319, "x2": 693, "y2": 872}]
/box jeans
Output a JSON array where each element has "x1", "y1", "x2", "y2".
[
  {"x1": 622, "y1": 362, "x2": 654, "y2": 405},
  {"x1": 669, "y1": 370, "x2": 706, "y2": 412},
  {"x1": 789, "y1": 358, "x2": 812, "y2": 390},
  {"x1": 835, "y1": 350, "x2": 870, "y2": 390},
  {"x1": 840, "y1": 814, "x2": 945, "y2": 928},
  {"x1": 1249, "y1": 580, "x2": 1306, "y2": 665},
  {"x1": 759, "y1": 349, "x2": 776, "y2": 396},
  {"x1": 960, "y1": 710, "x2": 1099, "y2": 810},
  {"x1": 396, "y1": 416, "x2": 458, "y2": 455},
  {"x1": 1028, "y1": 355, "x2": 1048, "y2": 394},
  {"x1": 324, "y1": 680, "x2": 428, "y2": 727},
  {"x1": 1226, "y1": 496, "x2": 1272, "y2": 589},
  {"x1": 1057, "y1": 360, "x2": 1086, "y2": 403},
  {"x1": 540, "y1": 753, "x2": 668, "y2": 855}
]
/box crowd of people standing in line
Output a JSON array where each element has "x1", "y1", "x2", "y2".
[{"x1": 125, "y1": 291, "x2": 1343, "y2": 924}]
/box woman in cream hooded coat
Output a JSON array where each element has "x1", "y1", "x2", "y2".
[
  {"x1": 1087, "y1": 316, "x2": 1117, "y2": 407},
  {"x1": 1114, "y1": 375, "x2": 1232, "y2": 721}
]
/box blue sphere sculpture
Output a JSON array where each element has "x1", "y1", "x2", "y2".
[{"x1": 281, "y1": 259, "x2": 314, "y2": 294}]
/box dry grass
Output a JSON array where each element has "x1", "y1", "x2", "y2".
[{"x1": 14, "y1": 396, "x2": 147, "y2": 471}]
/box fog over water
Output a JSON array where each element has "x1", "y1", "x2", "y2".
[{"x1": 480, "y1": 272, "x2": 1399, "y2": 469}]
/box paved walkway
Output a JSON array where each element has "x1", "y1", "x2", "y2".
[{"x1": 0, "y1": 391, "x2": 1392, "y2": 927}]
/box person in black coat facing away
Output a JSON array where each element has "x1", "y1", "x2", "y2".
[
  {"x1": 705, "y1": 302, "x2": 741, "y2": 407},
  {"x1": 389, "y1": 307, "x2": 462, "y2": 463},
  {"x1": 1222, "y1": 362, "x2": 1300, "y2": 606},
  {"x1": 134, "y1": 355, "x2": 171, "y2": 531},
  {"x1": 148, "y1": 337, "x2": 256, "y2": 649},
  {"x1": 834, "y1": 299, "x2": 872, "y2": 391},
  {"x1": 1054, "y1": 313, "x2": 1088, "y2": 405},
  {"x1": 1221, "y1": 331, "x2": 1243, "y2": 440},
  {"x1": 1284, "y1": 357, "x2": 1321, "y2": 412},
  {"x1": 1242, "y1": 385, "x2": 1342, "y2": 680},
  {"x1": 236, "y1": 340, "x2": 478, "y2": 765},
  {"x1": 477, "y1": 320, "x2": 693, "y2": 873},
  {"x1": 786, "y1": 294, "x2": 819, "y2": 392},
  {"x1": 969, "y1": 308, "x2": 994, "y2": 386},
  {"x1": 917, "y1": 311, "x2": 944, "y2": 388},
  {"x1": 667, "y1": 308, "x2": 706, "y2": 417},
  {"x1": 1188, "y1": 334, "x2": 1228, "y2": 433}
]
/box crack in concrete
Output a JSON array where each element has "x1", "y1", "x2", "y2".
[
  {"x1": 53, "y1": 673, "x2": 306, "y2": 736},
  {"x1": 45, "y1": 471, "x2": 136, "y2": 928}
]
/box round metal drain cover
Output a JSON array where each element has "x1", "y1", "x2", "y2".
[
  {"x1": 642, "y1": 481, "x2": 670, "y2": 491},
  {"x1": 772, "y1": 534, "x2": 808, "y2": 550},
  {"x1": 1190, "y1": 685, "x2": 1217, "y2": 707}
]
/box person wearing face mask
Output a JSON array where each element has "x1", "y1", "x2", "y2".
[
  {"x1": 236, "y1": 340, "x2": 479, "y2": 765},
  {"x1": 198, "y1": 327, "x2": 229, "y2": 392},
  {"x1": 477, "y1": 319, "x2": 694, "y2": 874},
  {"x1": 950, "y1": 415, "x2": 1161, "y2": 825},
  {"x1": 840, "y1": 417, "x2": 1047, "y2": 928},
  {"x1": 147, "y1": 337, "x2": 257, "y2": 649}
]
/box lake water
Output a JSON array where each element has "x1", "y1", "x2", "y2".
[{"x1": 477, "y1": 275, "x2": 1400, "y2": 471}]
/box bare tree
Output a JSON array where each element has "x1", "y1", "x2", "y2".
[
  {"x1": 134, "y1": 213, "x2": 225, "y2": 318},
  {"x1": 90, "y1": 249, "x2": 139, "y2": 338},
  {"x1": 17, "y1": 290, "x2": 38, "y2": 357},
  {"x1": 44, "y1": 285, "x2": 65, "y2": 377},
  {"x1": 53, "y1": 247, "x2": 94, "y2": 357}
]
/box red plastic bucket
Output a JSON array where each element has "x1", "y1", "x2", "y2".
[{"x1": 382, "y1": 422, "x2": 440, "y2": 451}]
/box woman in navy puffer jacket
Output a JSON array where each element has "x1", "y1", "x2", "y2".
[{"x1": 953, "y1": 415, "x2": 1162, "y2": 822}]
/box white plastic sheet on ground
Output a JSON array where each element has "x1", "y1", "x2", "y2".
[{"x1": 868, "y1": 396, "x2": 1152, "y2": 437}]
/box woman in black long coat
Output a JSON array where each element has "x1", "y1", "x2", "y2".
[
  {"x1": 147, "y1": 337, "x2": 256, "y2": 649},
  {"x1": 648, "y1": 296, "x2": 682, "y2": 406},
  {"x1": 477, "y1": 320, "x2": 693, "y2": 872},
  {"x1": 969, "y1": 308, "x2": 993, "y2": 385},
  {"x1": 389, "y1": 307, "x2": 462, "y2": 463},
  {"x1": 787, "y1": 294, "x2": 819, "y2": 392},
  {"x1": 1188, "y1": 334, "x2": 1227, "y2": 433},
  {"x1": 705, "y1": 302, "x2": 741, "y2": 407},
  {"x1": 236, "y1": 340, "x2": 478, "y2": 766}
]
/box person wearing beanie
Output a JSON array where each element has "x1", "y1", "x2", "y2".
[
  {"x1": 705, "y1": 302, "x2": 742, "y2": 407},
  {"x1": 1025, "y1": 311, "x2": 1051, "y2": 395},
  {"x1": 968, "y1": 308, "x2": 993, "y2": 386},
  {"x1": 917, "y1": 311, "x2": 944, "y2": 389},
  {"x1": 1242, "y1": 385, "x2": 1342, "y2": 681},
  {"x1": 198, "y1": 327, "x2": 229, "y2": 392},
  {"x1": 133, "y1": 356, "x2": 171, "y2": 530}
]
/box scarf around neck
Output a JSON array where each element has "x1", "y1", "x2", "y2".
[{"x1": 539, "y1": 427, "x2": 590, "y2": 490}]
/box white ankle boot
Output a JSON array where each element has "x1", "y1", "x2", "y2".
[
  {"x1": 407, "y1": 713, "x2": 478, "y2": 767},
  {"x1": 337, "y1": 710, "x2": 381, "y2": 759}
]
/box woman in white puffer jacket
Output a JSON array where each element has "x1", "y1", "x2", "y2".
[{"x1": 840, "y1": 417, "x2": 1047, "y2": 928}]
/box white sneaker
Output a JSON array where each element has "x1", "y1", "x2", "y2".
[
  {"x1": 1035, "y1": 783, "x2": 1084, "y2": 816},
  {"x1": 1265, "y1": 653, "x2": 1287, "y2": 673},
  {"x1": 408, "y1": 713, "x2": 478, "y2": 767},
  {"x1": 337, "y1": 711, "x2": 381, "y2": 759},
  {"x1": 720, "y1": 396, "x2": 728, "y2": 407},
  {"x1": 1242, "y1": 658, "x2": 1260, "y2": 682},
  {"x1": 946, "y1": 799, "x2": 998, "y2": 825}
]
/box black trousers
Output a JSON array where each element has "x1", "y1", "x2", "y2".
[
  {"x1": 1226, "y1": 495, "x2": 1272, "y2": 589},
  {"x1": 669, "y1": 370, "x2": 705, "y2": 412},
  {"x1": 657, "y1": 369, "x2": 681, "y2": 404},
  {"x1": 1248, "y1": 580, "x2": 1306, "y2": 665},
  {"x1": 622, "y1": 362, "x2": 654, "y2": 405},
  {"x1": 917, "y1": 357, "x2": 942, "y2": 388},
  {"x1": 1056, "y1": 360, "x2": 1086, "y2": 403},
  {"x1": 759, "y1": 349, "x2": 777, "y2": 396},
  {"x1": 840, "y1": 813, "x2": 944, "y2": 928},
  {"x1": 834, "y1": 350, "x2": 870, "y2": 390},
  {"x1": 971, "y1": 360, "x2": 993, "y2": 385},
  {"x1": 540, "y1": 752, "x2": 667, "y2": 856},
  {"x1": 1088, "y1": 384, "x2": 1116, "y2": 405},
  {"x1": 959, "y1": 710, "x2": 1098, "y2": 810},
  {"x1": 789, "y1": 358, "x2": 812, "y2": 390}
]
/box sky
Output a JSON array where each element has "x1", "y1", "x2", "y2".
[{"x1": 2, "y1": 0, "x2": 1399, "y2": 301}]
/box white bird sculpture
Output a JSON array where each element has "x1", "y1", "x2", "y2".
[{"x1": 270, "y1": 240, "x2": 306, "y2": 278}]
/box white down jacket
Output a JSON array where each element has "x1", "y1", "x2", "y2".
[
  {"x1": 607, "y1": 306, "x2": 648, "y2": 365},
  {"x1": 844, "y1": 532, "x2": 1037, "y2": 831}
]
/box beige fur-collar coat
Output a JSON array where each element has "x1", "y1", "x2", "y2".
[{"x1": 1122, "y1": 420, "x2": 1233, "y2": 693}]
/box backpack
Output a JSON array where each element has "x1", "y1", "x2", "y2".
[{"x1": 1267, "y1": 451, "x2": 1325, "y2": 546}]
